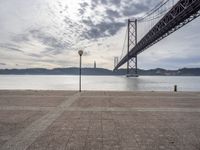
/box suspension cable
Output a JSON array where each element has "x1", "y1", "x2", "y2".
[
  {"x1": 120, "y1": 27, "x2": 128, "y2": 60},
  {"x1": 138, "y1": 0, "x2": 171, "y2": 21}
]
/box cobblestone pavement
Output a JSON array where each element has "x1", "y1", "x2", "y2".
[{"x1": 0, "y1": 90, "x2": 200, "y2": 150}]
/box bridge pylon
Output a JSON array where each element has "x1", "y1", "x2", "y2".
[{"x1": 127, "y1": 19, "x2": 138, "y2": 77}]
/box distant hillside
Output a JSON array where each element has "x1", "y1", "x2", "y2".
[{"x1": 0, "y1": 67, "x2": 200, "y2": 76}]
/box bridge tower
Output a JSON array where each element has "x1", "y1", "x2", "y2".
[
  {"x1": 114, "y1": 57, "x2": 119, "y2": 69},
  {"x1": 127, "y1": 19, "x2": 138, "y2": 77}
]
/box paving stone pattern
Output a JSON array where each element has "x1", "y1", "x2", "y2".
[{"x1": 0, "y1": 90, "x2": 200, "y2": 150}]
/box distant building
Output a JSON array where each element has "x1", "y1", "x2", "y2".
[
  {"x1": 94, "y1": 61, "x2": 96, "y2": 68},
  {"x1": 114, "y1": 57, "x2": 118, "y2": 68}
]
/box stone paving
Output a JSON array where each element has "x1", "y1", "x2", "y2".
[{"x1": 0, "y1": 90, "x2": 200, "y2": 150}]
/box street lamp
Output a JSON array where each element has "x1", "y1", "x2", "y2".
[{"x1": 78, "y1": 50, "x2": 83, "y2": 92}]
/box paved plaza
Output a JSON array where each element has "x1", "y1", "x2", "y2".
[{"x1": 0, "y1": 90, "x2": 200, "y2": 150}]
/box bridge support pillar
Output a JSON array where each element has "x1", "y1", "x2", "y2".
[
  {"x1": 127, "y1": 56, "x2": 138, "y2": 77},
  {"x1": 127, "y1": 19, "x2": 138, "y2": 77}
]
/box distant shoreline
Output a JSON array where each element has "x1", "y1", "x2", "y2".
[
  {"x1": 0, "y1": 74, "x2": 200, "y2": 77},
  {"x1": 0, "y1": 67, "x2": 200, "y2": 76}
]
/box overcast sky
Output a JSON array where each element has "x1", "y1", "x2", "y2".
[{"x1": 0, "y1": 0, "x2": 200, "y2": 69}]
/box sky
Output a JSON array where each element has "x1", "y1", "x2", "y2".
[{"x1": 0, "y1": 0, "x2": 200, "y2": 70}]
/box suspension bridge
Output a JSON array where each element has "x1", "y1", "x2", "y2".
[{"x1": 114, "y1": 0, "x2": 200, "y2": 77}]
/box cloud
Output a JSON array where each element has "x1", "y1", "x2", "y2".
[
  {"x1": 0, "y1": 63, "x2": 6, "y2": 66},
  {"x1": 82, "y1": 20, "x2": 125, "y2": 39},
  {"x1": 83, "y1": 50, "x2": 91, "y2": 56},
  {"x1": 29, "y1": 29, "x2": 72, "y2": 54},
  {"x1": 78, "y1": 2, "x2": 89, "y2": 15},
  {"x1": 79, "y1": 2, "x2": 89, "y2": 8},
  {"x1": 106, "y1": 9, "x2": 121, "y2": 18},
  {"x1": 94, "y1": 0, "x2": 121, "y2": 6},
  {"x1": 27, "y1": 53, "x2": 43, "y2": 58},
  {"x1": 78, "y1": 8, "x2": 86, "y2": 15},
  {"x1": 121, "y1": 1, "x2": 150, "y2": 16},
  {"x1": 91, "y1": 0, "x2": 150, "y2": 17},
  {"x1": 0, "y1": 43, "x2": 24, "y2": 53},
  {"x1": 79, "y1": 0, "x2": 154, "y2": 40},
  {"x1": 109, "y1": 0, "x2": 121, "y2": 6},
  {"x1": 10, "y1": 28, "x2": 72, "y2": 55},
  {"x1": 12, "y1": 34, "x2": 30, "y2": 43},
  {"x1": 0, "y1": 0, "x2": 200, "y2": 69},
  {"x1": 163, "y1": 57, "x2": 200, "y2": 65},
  {"x1": 80, "y1": 6, "x2": 126, "y2": 40},
  {"x1": 82, "y1": 17, "x2": 94, "y2": 26}
]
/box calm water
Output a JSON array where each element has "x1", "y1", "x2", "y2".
[{"x1": 0, "y1": 75, "x2": 200, "y2": 91}]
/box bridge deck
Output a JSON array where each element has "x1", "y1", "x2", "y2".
[
  {"x1": 0, "y1": 90, "x2": 200, "y2": 150},
  {"x1": 115, "y1": 0, "x2": 200, "y2": 70}
]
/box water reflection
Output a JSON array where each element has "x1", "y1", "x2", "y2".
[{"x1": 0, "y1": 75, "x2": 200, "y2": 91}]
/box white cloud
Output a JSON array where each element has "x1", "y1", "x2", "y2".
[{"x1": 0, "y1": 0, "x2": 200, "y2": 69}]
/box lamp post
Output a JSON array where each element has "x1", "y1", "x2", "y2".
[{"x1": 78, "y1": 50, "x2": 83, "y2": 92}]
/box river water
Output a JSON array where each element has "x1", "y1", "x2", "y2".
[{"x1": 0, "y1": 75, "x2": 199, "y2": 91}]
